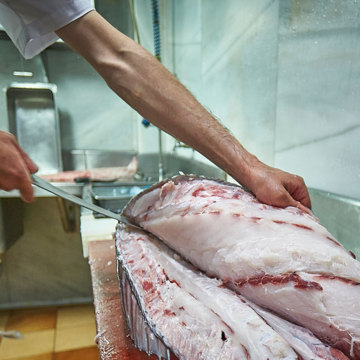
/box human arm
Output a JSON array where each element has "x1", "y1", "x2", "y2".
[
  {"x1": 0, "y1": 131, "x2": 38, "y2": 202},
  {"x1": 56, "y1": 11, "x2": 311, "y2": 210}
]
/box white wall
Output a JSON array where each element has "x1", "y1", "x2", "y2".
[
  {"x1": 133, "y1": 0, "x2": 176, "y2": 155},
  {"x1": 275, "y1": 1, "x2": 360, "y2": 199},
  {"x1": 134, "y1": 0, "x2": 280, "y2": 167},
  {"x1": 168, "y1": 0, "x2": 360, "y2": 199},
  {"x1": 0, "y1": 0, "x2": 139, "y2": 156},
  {"x1": 170, "y1": 0, "x2": 280, "y2": 166}
]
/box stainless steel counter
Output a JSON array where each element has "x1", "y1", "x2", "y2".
[{"x1": 0, "y1": 182, "x2": 83, "y2": 198}]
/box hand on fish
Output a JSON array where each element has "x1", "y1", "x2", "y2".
[{"x1": 245, "y1": 161, "x2": 311, "y2": 214}]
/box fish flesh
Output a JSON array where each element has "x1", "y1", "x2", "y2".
[
  {"x1": 40, "y1": 157, "x2": 137, "y2": 182},
  {"x1": 122, "y1": 175, "x2": 360, "y2": 359},
  {"x1": 116, "y1": 224, "x2": 348, "y2": 359}
]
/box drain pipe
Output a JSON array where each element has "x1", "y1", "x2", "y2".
[
  {"x1": 151, "y1": 0, "x2": 164, "y2": 181},
  {"x1": 130, "y1": 0, "x2": 165, "y2": 181}
]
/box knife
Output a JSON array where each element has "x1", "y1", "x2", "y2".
[{"x1": 32, "y1": 174, "x2": 132, "y2": 224}]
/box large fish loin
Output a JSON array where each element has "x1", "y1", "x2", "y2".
[
  {"x1": 122, "y1": 175, "x2": 360, "y2": 359},
  {"x1": 116, "y1": 224, "x2": 347, "y2": 359}
]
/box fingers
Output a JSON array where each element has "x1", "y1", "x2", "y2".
[
  {"x1": 8, "y1": 158, "x2": 35, "y2": 203},
  {"x1": 284, "y1": 175, "x2": 312, "y2": 209},
  {"x1": 248, "y1": 163, "x2": 312, "y2": 211},
  {"x1": 0, "y1": 131, "x2": 36, "y2": 202},
  {"x1": 18, "y1": 172, "x2": 35, "y2": 203},
  {"x1": 253, "y1": 172, "x2": 312, "y2": 213},
  {"x1": 17, "y1": 155, "x2": 35, "y2": 202},
  {"x1": 268, "y1": 190, "x2": 312, "y2": 215},
  {"x1": 295, "y1": 202, "x2": 313, "y2": 215},
  {"x1": 13, "y1": 141, "x2": 38, "y2": 174}
]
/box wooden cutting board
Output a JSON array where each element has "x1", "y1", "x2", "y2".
[{"x1": 88, "y1": 240, "x2": 177, "y2": 360}]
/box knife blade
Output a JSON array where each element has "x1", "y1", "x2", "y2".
[{"x1": 32, "y1": 174, "x2": 132, "y2": 224}]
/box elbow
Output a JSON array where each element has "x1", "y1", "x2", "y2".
[{"x1": 94, "y1": 49, "x2": 143, "y2": 103}]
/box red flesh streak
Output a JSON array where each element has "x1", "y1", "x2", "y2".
[
  {"x1": 314, "y1": 274, "x2": 360, "y2": 286},
  {"x1": 170, "y1": 279, "x2": 181, "y2": 287},
  {"x1": 273, "y1": 220, "x2": 314, "y2": 232},
  {"x1": 143, "y1": 281, "x2": 154, "y2": 291},
  {"x1": 349, "y1": 250, "x2": 356, "y2": 259},
  {"x1": 162, "y1": 269, "x2": 169, "y2": 280},
  {"x1": 234, "y1": 273, "x2": 323, "y2": 291},
  {"x1": 162, "y1": 270, "x2": 181, "y2": 287},
  {"x1": 330, "y1": 348, "x2": 351, "y2": 360},
  {"x1": 241, "y1": 344, "x2": 250, "y2": 359},
  {"x1": 271, "y1": 221, "x2": 344, "y2": 249},
  {"x1": 163, "y1": 309, "x2": 176, "y2": 317},
  {"x1": 221, "y1": 320, "x2": 234, "y2": 335},
  {"x1": 192, "y1": 186, "x2": 226, "y2": 198},
  {"x1": 293, "y1": 224, "x2": 313, "y2": 231},
  {"x1": 327, "y1": 236, "x2": 341, "y2": 247}
]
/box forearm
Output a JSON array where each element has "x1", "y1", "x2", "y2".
[{"x1": 56, "y1": 11, "x2": 259, "y2": 187}]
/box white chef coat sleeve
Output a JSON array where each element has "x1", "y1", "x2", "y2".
[{"x1": 0, "y1": 0, "x2": 94, "y2": 59}]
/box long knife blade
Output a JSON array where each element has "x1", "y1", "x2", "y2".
[{"x1": 32, "y1": 174, "x2": 131, "y2": 223}]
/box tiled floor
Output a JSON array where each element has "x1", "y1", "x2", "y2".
[{"x1": 0, "y1": 304, "x2": 99, "y2": 360}]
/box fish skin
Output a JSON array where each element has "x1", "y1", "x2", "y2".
[
  {"x1": 248, "y1": 301, "x2": 349, "y2": 360},
  {"x1": 116, "y1": 224, "x2": 347, "y2": 360},
  {"x1": 232, "y1": 272, "x2": 360, "y2": 359},
  {"x1": 122, "y1": 175, "x2": 360, "y2": 359}
]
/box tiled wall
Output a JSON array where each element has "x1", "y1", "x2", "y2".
[
  {"x1": 0, "y1": 0, "x2": 138, "y2": 156},
  {"x1": 133, "y1": 0, "x2": 176, "y2": 155},
  {"x1": 275, "y1": 0, "x2": 360, "y2": 199},
  {"x1": 1, "y1": 1, "x2": 358, "y2": 197},
  {"x1": 43, "y1": 48, "x2": 138, "y2": 153},
  {"x1": 169, "y1": 0, "x2": 360, "y2": 200},
  {"x1": 171, "y1": 0, "x2": 280, "y2": 165}
]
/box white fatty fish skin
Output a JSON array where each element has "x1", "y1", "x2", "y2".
[
  {"x1": 123, "y1": 176, "x2": 360, "y2": 359},
  {"x1": 248, "y1": 300, "x2": 349, "y2": 360},
  {"x1": 233, "y1": 272, "x2": 360, "y2": 359},
  {"x1": 116, "y1": 225, "x2": 347, "y2": 360}
]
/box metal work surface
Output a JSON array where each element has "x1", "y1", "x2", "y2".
[
  {"x1": 32, "y1": 175, "x2": 122, "y2": 222},
  {"x1": 0, "y1": 183, "x2": 83, "y2": 198},
  {"x1": 91, "y1": 183, "x2": 150, "y2": 214}
]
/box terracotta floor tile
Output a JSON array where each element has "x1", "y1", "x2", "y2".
[
  {"x1": 6, "y1": 308, "x2": 57, "y2": 333},
  {"x1": 0, "y1": 310, "x2": 9, "y2": 330},
  {"x1": 0, "y1": 329, "x2": 54, "y2": 360},
  {"x1": 54, "y1": 322, "x2": 97, "y2": 352},
  {"x1": 54, "y1": 346, "x2": 99, "y2": 360},
  {"x1": 56, "y1": 304, "x2": 95, "y2": 330}
]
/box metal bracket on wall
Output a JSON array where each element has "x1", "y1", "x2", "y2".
[{"x1": 56, "y1": 197, "x2": 80, "y2": 233}]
